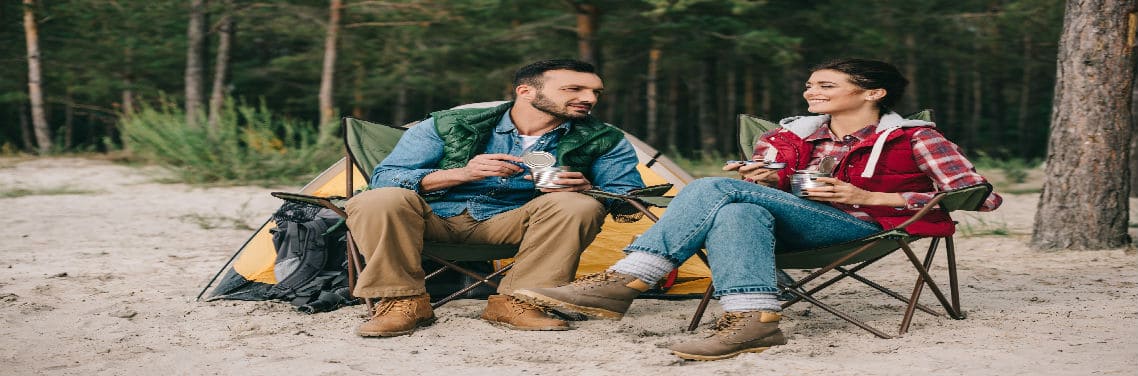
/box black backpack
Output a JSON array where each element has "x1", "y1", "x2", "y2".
[{"x1": 268, "y1": 201, "x2": 358, "y2": 313}]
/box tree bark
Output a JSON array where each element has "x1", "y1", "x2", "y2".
[
  {"x1": 318, "y1": 0, "x2": 342, "y2": 140},
  {"x1": 19, "y1": 99, "x2": 33, "y2": 152},
  {"x1": 208, "y1": 0, "x2": 234, "y2": 131},
  {"x1": 645, "y1": 48, "x2": 660, "y2": 146},
  {"x1": 743, "y1": 66, "x2": 755, "y2": 116},
  {"x1": 698, "y1": 59, "x2": 716, "y2": 158},
  {"x1": 901, "y1": 33, "x2": 919, "y2": 114},
  {"x1": 23, "y1": 0, "x2": 51, "y2": 154},
  {"x1": 1032, "y1": 0, "x2": 1136, "y2": 250},
  {"x1": 64, "y1": 87, "x2": 74, "y2": 150},
  {"x1": 1016, "y1": 32, "x2": 1034, "y2": 159},
  {"x1": 1131, "y1": 59, "x2": 1138, "y2": 198},
  {"x1": 185, "y1": 0, "x2": 206, "y2": 127},
  {"x1": 572, "y1": 2, "x2": 599, "y2": 66},
  {"x1": 352, "y1": 60, "x2": 364, "y2": 119},
  {"x1": 666, "y1": 73, "x2": 679, "y2": 152},
  {"x1": 720, "y1": 61, "x2": 737, "y2": 154},
  {"x1": 122, "y1": 46, "x2": 135, "y2": 118}
]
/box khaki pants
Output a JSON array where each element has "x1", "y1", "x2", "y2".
[{"x1": 345, "y1": 187, "x2": 607, "y2": 298}]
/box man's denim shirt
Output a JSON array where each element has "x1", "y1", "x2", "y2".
[{"x1": 371, "y1": 113, "x2": 644, "y2": 221}]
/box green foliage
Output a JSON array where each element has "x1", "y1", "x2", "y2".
[
  {"x1": 971, "y1": 152, "x2": 1040, "y2": 184},
  {"x1": 0, "y1": 186, "x2": 100, "y2": 198},
  {"x1": 956, "y1": 213, "x2": 1011, "y2": 237},
  {"x1": 119, "y1": 96, "x2": 338, "y2": 185},
  {"x1": 671, "y1": 151, "x2": 740, "y2": 179}
]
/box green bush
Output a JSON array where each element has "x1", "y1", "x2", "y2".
[
  {"x1": 119, "y1": 96, "x2": 339, "y2": 185},
  {"x1": 971, "y1": 152, "x2": 1039, "y2": 184}
]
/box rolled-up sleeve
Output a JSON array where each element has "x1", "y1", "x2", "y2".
[
  {"x1": 371, "y1": 118, "x2": 446, "y2": 196},
  {"x1": 590, "y1": 138, "x2": 645, "y2": 195}
]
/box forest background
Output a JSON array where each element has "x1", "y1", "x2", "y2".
[{"x1": 3, "y1": 0, "x2": 1064, "y2": 179}]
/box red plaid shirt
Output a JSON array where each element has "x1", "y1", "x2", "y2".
[{"x1": 755, "y1": 124, "x2": 1002, "y2": 222}]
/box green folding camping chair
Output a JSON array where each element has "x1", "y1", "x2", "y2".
[
  {"x1": 687, "y1": 110, "x2": 992, "y2": 339},
  {"x1": 274, "y1": 116, "x2": 673, "y2": 313}
]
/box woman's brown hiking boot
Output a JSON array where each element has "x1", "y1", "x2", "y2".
[
  {"x1": 669, "y1": 311, "x2": 788, "y2": 361},
  {"x1": 513, "y1": 271, "x2": 652, "y2": 320}
]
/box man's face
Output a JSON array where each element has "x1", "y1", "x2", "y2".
[{"x1": 525, "y1": 70, "x2": 604, "y2": 120}]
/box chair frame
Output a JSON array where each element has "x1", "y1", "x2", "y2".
[{"x1": 686, "y1": 184, "x2": 991, "y2": 338}]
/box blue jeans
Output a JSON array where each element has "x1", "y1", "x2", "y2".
[{"x1": 625, "y1": 177, "x2": 882, "y2": 296}]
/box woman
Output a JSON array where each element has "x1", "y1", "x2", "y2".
[{"x1": 514, "y1": 58, "x2": 1002, "y2": 361}]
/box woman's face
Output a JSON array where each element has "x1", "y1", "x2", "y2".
[{"x1": 803, "y1": 69, "x2": 878, "y2": 115}]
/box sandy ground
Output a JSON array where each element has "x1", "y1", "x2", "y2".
[{"x1": 1, "y1": 157, "x2": 1135, "y2": 376}]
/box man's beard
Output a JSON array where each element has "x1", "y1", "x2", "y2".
[{"x1": 532, "y1": 92, "x2": 589, "y2": 120}]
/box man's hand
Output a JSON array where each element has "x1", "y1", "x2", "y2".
[
  {"x1": 724, "y1": 161, "x2": 779, "y2": 187},
  {"x1": 528, "y1": 170, "x2": 594, "y2": 193},
  {"x1": 460, "y1": 153, "x2": 525, "y2": 182}
]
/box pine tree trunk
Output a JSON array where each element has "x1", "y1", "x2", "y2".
[
  {"x1": 352, "y1": 61, "x2": 364, "y2": 119},
  {"x1": 645, "y1": 48, "x2": 660, "y2": 146},
  {"x1": 1032, "y1": 0, "x2": 1136, "y2": 250},
  {"x1": 1130, "y1": 64, "x2": 1138, "y2": 198},
  {"x1": 19, "y1": 99, "x2": 34, "y2": 152},
  {"x1": 572, "y1": 2, "x2": 599, "y2": 66},
  {"x1": 208, "y1": 0, "x2": 234, "y2": 131},
  {"x1": 184, "y1": 0, "x2": 206, "y2": 127},
  {"x1": 318, "y1": 0, "x2": 342, "y2": 140},
  {"x1": 64, "y1": 87, "x2": 73, "y2": 150},
  {"x1": 720, "y1": 61, "x2": 737, "y2": 154},
  {"x1": 901, "y1": 33, "x2": 919, "y2": 114},
  {"x1": 1016, "y1": 33, "x2": 1034, "y2": 159},
  {"x1": 23, "y1": 0, "x2": 51, "y2": 154},
  {"x1": 666, "y1": 74, "x2": 679, "y2": 152},
  {"x1": 945, "y1": 64, "x2": 957, "y2": 134},
  {"x1": 698, "y1": 59, "x2": 716, "y2": 158},
  {"x1": 122, "y1": 46, "x2": 135, "y2": 118},
  {"x1": 743, "y1": 66, "x2": 755, "y2": 115}
]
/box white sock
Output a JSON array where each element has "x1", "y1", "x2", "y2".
[
  {"x1": 610, "y1": 251, "x2": 675, "y2": 286},
  {"x1": 720, "y1": 293, "x2": 782, "y2": 312}
]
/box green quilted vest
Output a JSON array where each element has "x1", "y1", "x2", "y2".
[{"x1": 431, "y1": 101, "x2": 625, "y2": 178}]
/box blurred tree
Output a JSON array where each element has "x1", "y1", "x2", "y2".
[
  {"x1": 1032, "y1": 0, "x2": 1135, "y2": 250},
  {"x1": 208, "y1": 0, "x2": 235, "y2": 131},
  {"x1": 23, "y1": 0, "x2": 51, "y2": 154},
  {"x1": 185, "y1": 0, "x2": 206, "y2": 126},
  {"x1": 317, "y1": 0, "x2": 342, "y2": 140}
]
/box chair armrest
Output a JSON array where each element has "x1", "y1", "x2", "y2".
[
  {"x1": 891, "y1": 183, "x2": 994, "y2": 230},
  {"x1": 583, "y1": 184, "x2": 674, "y2": 223},
  {"x1": 271, "y1": 192, "x2": 349, "y2": 218}
]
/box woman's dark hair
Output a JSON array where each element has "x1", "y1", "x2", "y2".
[
  {"x1": 513, "y1": 59, "x2": 598, "y2": 89},
  {"x1": 812, "y1": 58, "x2": 908, "y2": 111}
]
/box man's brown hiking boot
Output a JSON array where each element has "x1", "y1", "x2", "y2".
[
  {"x1": 512, "y1": 271, "x2": 651, "y2": 320},
  {"x1": 357, "y1": 293, "x2": 436, "y2": 337},
  {"x1": 669, "y1": 311, "x2": 788, "y2": 361},
  {"x1": 480, "y1": 295, "x2": 570, "y2": 331}
]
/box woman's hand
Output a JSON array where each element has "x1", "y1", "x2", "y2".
[
  {"x1": 724, "y1": 161, "x2": 779, "y2": 187},
  {"x1": 803, "y1": 177, "x2": 905, "y2": 206}
]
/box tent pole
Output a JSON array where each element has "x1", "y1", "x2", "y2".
[{"x1": 194, "y1": 217, "x2": 271, "y2": 301}]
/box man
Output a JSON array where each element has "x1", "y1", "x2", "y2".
[{"x1": 345, "y1": 59, "x2": 644, "y2": 337}]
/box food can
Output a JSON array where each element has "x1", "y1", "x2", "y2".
[
  {"x1": 790, "y1": 171, "x2": 830, "y2": 197},
  {"x1": 533, "y1": 166, "x2": 570, "y2": 189}
]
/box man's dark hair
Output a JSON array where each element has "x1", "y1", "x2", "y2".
[
  {"x1": 513, "y1": 59, "x2": 598, "y2": 89},
  {"x1": 812, "y1": 58, "x2": 908, "y2": 111}
]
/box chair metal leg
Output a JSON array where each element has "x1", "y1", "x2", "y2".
[
  {"x1": 781, "y1": 285, "x2": 893, "y2": 339},
  {"x1": 900, "y1": 237, "x2": 941, "y2": 334},
  {"x1": 897, "y1": 240, "x2": 958, "y2": 324},
  {"x1": 345, "y1": 232, "x2": 374, "y2": 313},
  {"x1": 428, "y1": 260, "x2": 515, "y2": 309},
  {"x1": 945, "y1": 236, "x2": 964, "y2": 318},
  {"x1": 686, "y1": 250, "x2": 714, "y2": 331}
]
